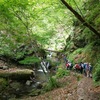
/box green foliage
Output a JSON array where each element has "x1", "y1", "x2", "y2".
[
  {"x1": 83, "y1": 43, "x2": 93, "y2": 53},
  {"x1": 0, "y1": 78, "x2": 8, "y2": 91},
  {"x1": 93, "y1": 60, "x2": 100, "y2": 82},
  {"x1": 19, "y1": 56, "x2": 40, "y2": 65},
  {"x1": 87, "y1": 5, "x2": 100, "y2": 23},
  {"x1": 85, "y1": 0, "x2": 100, "y2": 24},
  {"x1": 95, "y1": 15, "x2": 100, "y2": 27},
  {"x1": 68, "y1": 48, "x2": 83, "y2": 63},
  {"x1": 29, "y1": 88, "x2": 41, "y2": 96},
  {"x1": 81, "y1": 28, "x2": 93, "y2": 41},
  {"x1": 44, "y1": 76, "x2": 59, "y2": 91},
  {"x1": 56, "y1": 68, "x2": 70, "y2": 78},
  {"x1": 15, "y1": 52, "x2": 25, "y2": 59},
  {"x1": 93, "y1": 67, "x2": 100, "y2": 82},
  {"x1": 74, "y1": 48, "x2": 83, "y2": 54},
  {"x1": 0, "y1": 0, "x2": 74, "y2": 55}
]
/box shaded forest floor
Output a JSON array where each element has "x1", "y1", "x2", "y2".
[
  {"x1": 19, "y1": 73, "x2": 100, "y2": 100},
  {"x1": 0, "y1": 59, "x2": 100, "y2": 100}
]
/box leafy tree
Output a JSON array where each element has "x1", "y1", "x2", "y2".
[{"x1": 61, "y1": 0, "x2": 100, "y2": 38}]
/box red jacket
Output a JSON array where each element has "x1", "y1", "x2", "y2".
[
  {"x1": 66, "y1": 63, "x2": 69, "y2": 68},
  {"x1": 75, "y1": 64, "x2": 80, "y2": 69}
]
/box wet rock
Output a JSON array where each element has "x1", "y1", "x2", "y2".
[
  {"x1": 26, "y1": 80, "x2": 32, "y2": 86},
  {"x1": 32, "y1": 82, "x2": 43, "y2": 89},
  {"x1": 36, "y1": 82, "x2": 42, "y2": 89}
]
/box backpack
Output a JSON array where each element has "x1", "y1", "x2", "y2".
[
  {"x1": 75, "y1": 64, "x2": 81, "y2": 69},
  {"x1": 81, "y1": 63, "x2": 84, "y2": 68},
  {"x1": 66, "y1": 63, "x2": 69, "y2": 68},
  {"x1": 86, "y1": 64, "x2": 89, "y2": 70}
]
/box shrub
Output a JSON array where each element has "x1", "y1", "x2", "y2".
[
  {"x1": 93, "y1": 64, "x2": 100, "y2": 82},
  {"x1": 19, "y1": 56, "x2": 40, "y2": 65},
  {"x1": 44, "y1": 76, "x2": 59, "y2": 91},
  {"x1": 0, "y1": 78, "x2": 8, "y2": 91},
  {"x1": 56, "y1": 68, "x2": 70, "y2": 78}
]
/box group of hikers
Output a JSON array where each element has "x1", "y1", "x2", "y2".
[
  {"x1": 62, "y1": 54, "x2": 93, "y2": 78},
  {"x1": 40, "y1": 54, "x2": 93, "y2": 78},
  {"x1": 29, "y1": 54, "x2": 93, "y2": 84}
]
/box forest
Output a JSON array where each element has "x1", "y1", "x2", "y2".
[{"x1": 0, "y1": 0, "x2": 100, "y2": 100}]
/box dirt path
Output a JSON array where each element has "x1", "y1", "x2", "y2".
[
  {"x1": 77, "y1": 77, "x2": 100, "y2": 100},
  {"x1": 77, "y1": 77, "x2": 93, "y2": 100}
]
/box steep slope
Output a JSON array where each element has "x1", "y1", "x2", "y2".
[{"x1": 63, "y1": 0, "x2": 100, "y2": 84}]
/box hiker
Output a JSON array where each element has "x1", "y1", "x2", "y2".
[
  {"x1": 89, "y1": 63, "x2": 93, "y2": 78},
  {"x1": 84, "y1": 63, "x2": 90, "y2": 77},
  {"x1": 66, "y1": 62, "x2": 70, "y2": 70},
  {"x1": 74, "y1": 63, "x2": 81, "y2": 72},
  {"x1": 79, "y1": 62, "x2": 84, "y2": 74},
  {"x1": 83, "y1": 63, "x2": 87, "y2": 76},
  {"x1": 66, "y1": 61, "x2": 73, "y2": 70},
  {"x1": 69, "y1": 62, "x2": 73, "y2": 70}
]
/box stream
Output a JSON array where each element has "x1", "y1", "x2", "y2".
[
  {"x1": 0, "y1": 53, "x2": 58, "y2": 100},
  {"x1": 0, "y1": 66, "x2": 55, "y2": 100}
]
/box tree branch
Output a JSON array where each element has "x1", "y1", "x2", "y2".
[{"x1": 61, "y1": 0, "x2": 100, "y2": 38}]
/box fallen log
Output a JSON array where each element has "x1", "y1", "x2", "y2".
[{"x1": 0, "y1": 68, "x2": 34, "y2": 81}]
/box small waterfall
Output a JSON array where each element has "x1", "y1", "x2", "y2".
[{"x1": 40, "y1": 60, "x2": 49, "y2": 73}]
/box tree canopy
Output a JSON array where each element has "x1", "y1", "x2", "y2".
[
  {"x1": 0, "y1": 0, "x2": 86, "y2": 54},
  {"x1": 0, "y1": 0, "x2": 100, "y2": 61}
]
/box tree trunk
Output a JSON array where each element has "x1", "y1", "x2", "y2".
[{"x1": 61, "y1": 0, "x2": 100, "y2": 38}]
